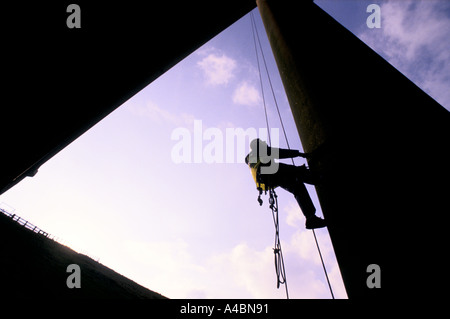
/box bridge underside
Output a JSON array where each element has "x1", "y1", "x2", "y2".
[{"x1": 1, "y1": 1, "x2": 256, "y2": 195}]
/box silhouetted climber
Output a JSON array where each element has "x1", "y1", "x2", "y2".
[{"x1": 245, "y1": 138, "x2": 326, "y2": 230}]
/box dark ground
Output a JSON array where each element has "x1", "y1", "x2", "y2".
[{"x1": 0, "y1": 212, "x2": 167, "y2": 299}]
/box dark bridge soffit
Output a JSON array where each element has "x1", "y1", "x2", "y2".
[{"x1": 1, "y1": 1, "x2": 256, "y2": 195}]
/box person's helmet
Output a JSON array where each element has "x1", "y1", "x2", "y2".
[{"x1": 250, "y1": 138, "x2": 267, "y2": 150}]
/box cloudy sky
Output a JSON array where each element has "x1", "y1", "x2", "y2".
[
  {"x1": 1, "y1": 1, "x2": 448, "y2": 299},
  {"x1": 333, "y1": 0, "x2": 449, "y2": 110}
]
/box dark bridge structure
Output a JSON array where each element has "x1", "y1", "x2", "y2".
[{"x1": 1, "y1": 0, "x2": 448, "y2": 300}]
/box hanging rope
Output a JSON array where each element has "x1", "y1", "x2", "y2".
[
  {"x1": 312, "y1": 225, "x2": 335, "y2": 299},
  {"x1": 251, "y1": 11, "x2": 289, "y2": 299},
  {"x1": 251, "y1": 10, "x2": 271, "y2": 146},
  {"x1": 250, "y1": 11, "x2": 335, "y2": 299},
  {"x1": 269, "y1": 189, "x2": 289, "y2": 298}
]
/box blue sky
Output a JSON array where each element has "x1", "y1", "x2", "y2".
[{"x1": 1, "y1": 1, "x2": 448, "y2": 299}]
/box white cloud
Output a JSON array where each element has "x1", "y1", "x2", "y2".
[
  {"x1": 112, "y1": 239, "x2": 208, "y2": 299},
  {"x1": 128, "y1": 100, "x2": 195, "y2": 126},
  {"x1": 284, "y1": 228, "x2": 347, "y2": 298},
  {"x1": 358, "y1": 0, "x2": 450, "y2": 110},
  {"x1": 207, "y1": 243, "x2": 281, "y2": 298},
  {"x1": 112, "y1": 226, "x2": 347, "y2": 299},
  {"x1": 285, "y1": 200, "x2": 304, "y2": 228},
  {"x1": 197, "y1": 52, "x2": 237, "y2": 86},
  {"x1": 232, "y1": 81, "x2": 262, "y2": 107},
  {"x1": 215, "y1": 229, "x2": 347, "y2": 298}
]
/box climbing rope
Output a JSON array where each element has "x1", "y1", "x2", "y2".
[
  {"x1": 250, "y1": 11, "x2": 335, "y2": 299},
  {"x1": 251, "y1": 11, "x2": 289, "y2": 299},
  {"x1": 251, "y1": 10, "x2": 271, "y2": 146},
  {"x1": 269, "y1": 188, "x2": 289, "y2": 298}
]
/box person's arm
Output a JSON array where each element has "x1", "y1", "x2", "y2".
[
  {"x1": 272, "y1": 147, "x2": 308, "y2": 159},
  {"x1": 248, "y1": 146, "x2": 309, "y2": 164}
]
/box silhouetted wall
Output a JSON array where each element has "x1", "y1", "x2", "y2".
[
  {"x1": 0, "y1": 212, "x2": 166, "y2": 299},
  {"x1": 258, "y1": 0, "x2": 449, "y2": 300}
]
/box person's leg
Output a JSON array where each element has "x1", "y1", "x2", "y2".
[
  {"x1": 280, "y1": 181, "x2": 316, "y2": 218},
  {"x1": 275, "y1": 164, "x2": 326, "y2": 229},
  {"x1": 293, "y1": 164, "x2": 318, "y2": 185}
]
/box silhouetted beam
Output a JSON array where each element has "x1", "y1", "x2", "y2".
[
  {"x1": 1, "y1": 1, "x2": 256, "y2": 195},
  {"x1": 257, "y1": 0, "x2": 449, "y2": 300}
]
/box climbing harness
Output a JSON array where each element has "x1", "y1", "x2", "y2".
[{"x1": 250, "y1": 11, "x2": 335, "y2": 299}]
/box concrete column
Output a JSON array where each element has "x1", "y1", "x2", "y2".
[{"x1": 257, "y1": 0, "x2": 449, "y2": 300}]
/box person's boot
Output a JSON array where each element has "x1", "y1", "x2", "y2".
[{"x1": 305, "y1": 215, "x2": 327, "y2": 229}]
